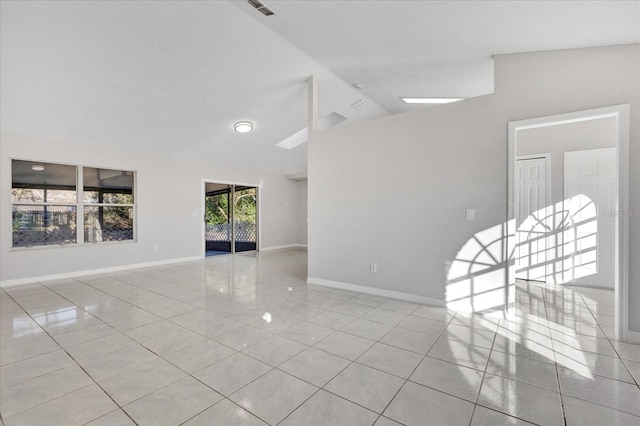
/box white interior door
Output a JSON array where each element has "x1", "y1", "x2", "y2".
[
  {"x1": 564, "y1": 148, "x2": 616, "y2": 288},
  {"x1": 515, "y1": 157, "x2": 547, "y2": 281}
]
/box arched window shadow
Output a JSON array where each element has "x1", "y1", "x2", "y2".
[
  {"x1": 445, "y1": 194, "x2": 597, "y2": 314},
  {"x1": 443, "y1": 195, "x2": 599, "y2": 381}
]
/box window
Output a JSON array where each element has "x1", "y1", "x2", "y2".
[
  {"x1": 83, "y1": 167, "x2": 134, "y2": 243},
  {"x1": 11, "y1": 160, "x2": 135, "y2": 248},
  {"x1": 12, "y1": 161, "x2": 78, "y2": 247}
]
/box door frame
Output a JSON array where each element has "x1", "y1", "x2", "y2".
[
  {"x1": 201, "y1": 178, "x2": 261, "y2": 258},
  {"x1": 515, "y1": 153, "x2": 552, "y2": 282},
  {"x1": 507, "y1": 104, "x2": 631, "y2": 341}
]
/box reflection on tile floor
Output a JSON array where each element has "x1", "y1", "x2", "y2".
[{"x1": 1, "y1": 248, "x2": 639, "y2": 425}]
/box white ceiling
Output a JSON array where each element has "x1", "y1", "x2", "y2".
[
  {"x1": 237, "y1": 0, "x2": 640, "y2": 114},
  {"x1": 1, "y1": 1, "x2": 639, "y2": 175}
]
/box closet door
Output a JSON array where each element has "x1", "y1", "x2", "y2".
[{"x1": 515, "y1": 157, "x2": 547, "y2": 281}]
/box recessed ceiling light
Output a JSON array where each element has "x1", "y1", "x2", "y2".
[
  {"x1": 234, "y1": 121, "x2": 253, "y2": 133},
  {"x1": 352, "y1": 83, "x2": 364, "y2": 90},
  {"x1": 31, "y1": 164, "x2": 45, "y2": 171},
  {"x1": 401, "y1": 97, "x2": 463, "y2": 104}
]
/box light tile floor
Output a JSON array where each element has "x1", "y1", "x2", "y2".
[{"x1": 1, "y1": 248, "x2": 639, "y2": 425}]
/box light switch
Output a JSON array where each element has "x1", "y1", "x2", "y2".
[{"x1": 466, "y1": 208, "x2": 475, "y2": 221}]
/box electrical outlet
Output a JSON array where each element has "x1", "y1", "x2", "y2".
[
  {"x1": 370, "y1": 263, "x2": 377, "y2": 273},
  {"x1": 465, "y1": 208, "x2": 475, "y2": 221},
  {"x1": 153, "y1": 245, "x2": 159, "y2": 252}
]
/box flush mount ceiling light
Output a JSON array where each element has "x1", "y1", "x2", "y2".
[
  {"x1": 31, "y1": 164, "x2": 45, "y2": 171},
  {"x1": 401, "y1": 97, "x2": 464, "y2": 104},
  {"x1": 234, "y1": 121, "x2": 253, "y2": 133}
]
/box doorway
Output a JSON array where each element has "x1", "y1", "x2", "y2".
[
  {"x1": 204, "y1": 182, "x2": 258, "y2": 256},
  {"x1": 508, "y1": 104, "x2": 630, "y2": 340}
]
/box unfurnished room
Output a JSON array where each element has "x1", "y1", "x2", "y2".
[{"x1": 0, "y1": 1, "x2": 639, "y2": 425}]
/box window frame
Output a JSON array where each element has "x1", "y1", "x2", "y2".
[
  {"x1": 10, "y1": 159, "x2": 137, "y2": 250},
  {"x1": 81, "y1": 166, "x2": 136, "y2": 244}
]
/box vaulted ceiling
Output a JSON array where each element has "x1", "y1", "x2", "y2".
[{"x1": 1, "y1": 1, "x2": 639, "y2": 175}]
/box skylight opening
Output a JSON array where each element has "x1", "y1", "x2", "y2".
[{"x1": 276, "y1": 112, "x2": 347, "y2": 150}]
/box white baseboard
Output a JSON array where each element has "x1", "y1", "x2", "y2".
[
  {"x1": 260, "y1": 244, "x2": 307, "y2": 251},
  {"x1": 307, "y1": 277, "x2": 445, "y2": 307},
  {"x1": 0, "y1": 256, "x2": 202, "y2": 287}
]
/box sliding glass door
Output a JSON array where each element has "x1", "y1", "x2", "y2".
[
  {"x1": 204, "y1": 183, "x2": 257, "y2": 256},
  {"x1": 233, "y1": 186, "x2": 257, "y2": 253}
]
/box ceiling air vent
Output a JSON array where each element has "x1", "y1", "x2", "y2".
[
  {"x1": 248, "y1": 0, "x2": 274, "y2": 16},
  {"x1": 351, "y1": 99, "x2": 367, "y2": 110}
]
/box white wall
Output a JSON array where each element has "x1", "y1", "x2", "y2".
[
  {"x1": 308, "y1": 44, "x2": 640, "y2": 333},
  {"x1": 0, "y1": 132, "x2": 300, "y2": 283},
  {"x1": 297, "y1": 180, "x2": 308, "y2": 246},
  {"x1": 518, "y1": 117, "x2": 616, "y2": 204}
]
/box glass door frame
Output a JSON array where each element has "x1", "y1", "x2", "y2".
[
  {"x1": 202, "y1": 179, "x2": 259, "y2": 257},
  {"x1": 233, "y1": 185, "x2": 258, "y2": 253}
]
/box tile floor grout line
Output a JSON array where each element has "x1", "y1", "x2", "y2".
[
  {"x1": 115, "y1": 335, "x2": 279, "y2": 423},
  {"x1": 274, "y1": 326, "x2": 411, "y2": 423},
  {"x1": 0, "y1": 342, "x2": 63, "y2": 370},
  {"x1": 42, "y1": 276, "x2": 170, "y2": 335},
  {"x1": 310, "y1": 327, "x2": 433, "y2": 363},
  {"x1": 472, "y1": 404, "x2": 539, "y2": 425},
  {"x1": 6, "y1": 278, "x2": 267, "y2": 424},
  {"x1": 574, "y1": 286, "x2": 640, "y2": 388},
  {"x1": 619, "y1": 357, "x2": 640, "y2": 390},
  {"x1": 273, "y1": 387, "x2": 324, "y2": 426},
  {"x1": 278, "y1": 307, "x2": 455, "y2": 424},
  {"x1": 317, "y1": 386, "x2": 407, "y2": 425},
  {"x1": 1, "y1": 290, "x2": 141, "y2": 426},
  {"x1": 469, "y1": 302, "x2": 527, "y2": 426},
  {"x1": 80, "y1": 408, "x2": 133, "y2": 426},
  {"x1": 468, "y1": 312, "x2": 503, "y2": 426},
  {"x1": 132, "y1": 310, "x2": 293, "y2": 421},
  {"x1": 480, "y1": 281, "x2": 565, "y2": 424},
  {"x1": 219, "y1": 288, "x2": 384, "y2": 424},
  {"x1": 541, "y1": 282, "x2": 569, "y2": 426},
  {"x1": 0, "y1": 359, "x2": 70, "y2": 391},
  {"x1": 85, "y1": 267, "x2": 304, "y2": 424},
  {"x1": 177, "y1": 397, "x2": 270, "y2": 426},
  {"x1": 2, "y1": 383, "x2": 98, "y2": 423},
  {"x1": 405, "y1": 308, "x2": 456, "y2": 373},
  {"x1": 550, "y1": 392, "x2": 640, "y2": 418},
  {"x1": 75, "y1": 273, "x2": 203, "y2": 315},
  {"x1": 478, "y1": 307, "x2": 573, "y2": 394},
  {"x1": 3, "y1": 253, "x2": 638, "y2": 425},
  {"x1": 371, "y1": 307, "x2": 459, "y2": 423}
]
